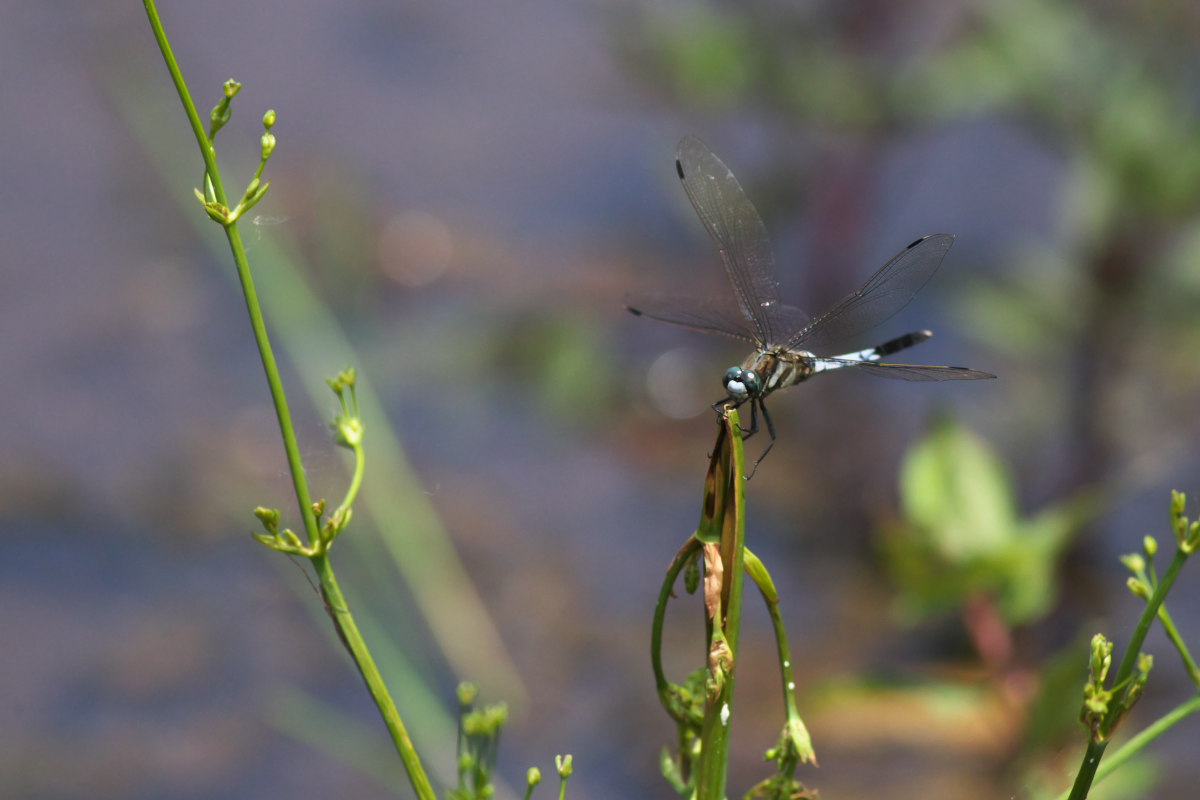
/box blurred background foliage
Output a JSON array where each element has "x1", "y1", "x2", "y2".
[{"x1": 4, "y1": 0, "x2": 1200, "y2": 798}]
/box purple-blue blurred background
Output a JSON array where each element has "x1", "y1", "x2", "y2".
[{"x1": 5, "y1": 1, "x2": 1200, "y2": 798}]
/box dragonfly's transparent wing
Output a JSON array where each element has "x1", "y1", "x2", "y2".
[
  {"x1": 815, "y1": 357, "x2": 996, "y2": 381},
  {"x1": 676, "y1": 136, "x2": 784, "y2": 346},
  {"x1": 625, "y1": 295, "x2": 757, "y2": 344},
  {"x1": 789, "y1": 234, "x2": 955, "y2": 352}
]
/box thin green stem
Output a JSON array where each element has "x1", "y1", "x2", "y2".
[
  {"x1": 331, "y1": 440, "x2": 366, "y2": 523},
  {"x1": 1053, "y1": 695, "x2": 1200, "y2": 800},
  {"x1": 142, "y1": 0, "x2": 319, "y2": 546},
  {"x1": 744, "y1": 550, "x2": 800, "y2": 721},
  {"x1": 226, "y1": 221, "x2": 323, "y2": 542},
  {"x1": 142, "y1": 1, "x2": 223, "y2": 200},
  {"x1": 315, "y1": 554, "x2": 436, "y2": 798},
  {"x1": 651, "y1": 537, "x2": 704, "y2": 708},
  {"x1": 142, "y1": 4, "x2": 435, "y2": 797},
  {"x1": 1156, "y1": 604, "x2": 1200, "y2": 689}
]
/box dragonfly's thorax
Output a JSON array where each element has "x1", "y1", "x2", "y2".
[{"x1": 724, "y1": 348, "x2": 817, "y2": 401}]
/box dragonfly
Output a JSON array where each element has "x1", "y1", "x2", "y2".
[{"x1": 629, "y1": 136, "x2": 995, "y2": 467}]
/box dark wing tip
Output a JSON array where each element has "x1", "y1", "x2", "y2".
[
  {"x1": 907, "y1": 233, "x2": 956, "y2": 249},
  {"x1": 675, "y1": 158, "x2": 685, "y2": 180},
  {"x1": 626, "y1": 305, "x2": 645, "y2": 317}
]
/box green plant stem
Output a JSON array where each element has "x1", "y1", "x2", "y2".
[
  {"x1": 332, "y1": 439, "x2": 366, "y2": 523},
  {"x1": 695, "y1": 410, "x2": 747, "y2": 800},
  {"x1": 142, "y1": 4, "x2": 436, "y2": 797},
  {"x1": 1065, "y1": 547, "x2": 1190, "y2": 800},
  {"x1": 316, "y1": 554, "x2": 436, "y2": 798},
  {"x1": 651, "y1": 537, "x2": 704, "y2": 712},
  {"x1": 1156, "y1": 604, "x2": 1200, "y2": 688},
  {"x1": 744, "y1": 550, "x2": 801, "y2": 723},
  {"x1": 1053, "y1": 694, "x2": 1200, "y2": 800},
  {"x1": 142, "y1": 0, "x2": 320, "y2": 547}
]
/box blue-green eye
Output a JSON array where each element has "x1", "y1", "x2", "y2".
[{"x1": 723, "y1": 368, "x2": 761, "y2": 399}]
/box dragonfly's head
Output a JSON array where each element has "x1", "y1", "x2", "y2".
[{"x1": 723, "y1": 366, "x2": 763, "y2": 402}]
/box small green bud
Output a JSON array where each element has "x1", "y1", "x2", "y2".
[
  {"x1": 247, "y1": 180, "x2": 270, "y2": 204},
  {"x1": 263, "y1": 108, "x2": 276, "y2": 129},
  {"x1": 1119, "y1": 553, "x2": 1145, "y2": 574},
  {"x1": 1185, "y1": 521, "x2": 1200, "y2": 554},
  {"x1": 1127, "y1": 576, "x2": 1151, "y2": 599},
  {"x1": 254, "y1": 506, "x2": 281, "y2": 533},
  {"x1": 1118, "y1": 654, "x2": 1154, "y2": 717},
  {"x1": 223, "y1": 79, "x2": 242, "y2": 98},
  {"x1": 1143, "y1": 536, "x2": 1157, "y2": 557},
  {"x1": 525, "y1": 767, "x2": 541, "y2": 788},
  {"x1": 555, "y1": 754, "x2": 573, "y2": 778},
  {"x1": 261, "y1": 132, "x2": 276, "y2": 159},
  {"x1": 333, "y1": 416, "x2": 363, "y2": 448},
  {"x1": 311, "y1": 499, "x2": 326, "y2": 518},
  {"x1": 457, "y1": 682, "x2": 479, "y2": 707},
  {"x1": 1171, "y1": 491, "x2": 1189, "y2": 542},
  {"x1": 483, "y1": 703, "x2": 508, "y2": 729},
  {"x1": 1089, "y1": 634, "x2": 1112, "y2": 683}
]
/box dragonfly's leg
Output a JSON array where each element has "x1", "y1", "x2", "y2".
[
  {"x1": 742, "y1": 398, "x2": 759, "y2": 439},
  {"x1": 712, "y1": 397, "x2": 756, "y2": 436},
  {"x1": 746, "y1": 399, "x2": 777, "y2": 478},
  {"x1": 759, "y1": 399, "x2": 776, "y2": 442}
]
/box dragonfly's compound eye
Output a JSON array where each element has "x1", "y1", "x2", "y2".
[
  {"x1": 741, "y1": 370, "x2": 763, "y2": 396},
  {"x1": 723, "y1": 367, "x2": 760, "y2": 399}
]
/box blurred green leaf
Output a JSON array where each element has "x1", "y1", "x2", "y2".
[
  {"x1": 900, "y1": 417, "x2": 1016, "y2": 560},
  {"x1": 643, "y1": 7, "x2": 758, "y2": 108},
  {"x1": 884, "y1": 418, "x2": 1098, "y2": 624}
]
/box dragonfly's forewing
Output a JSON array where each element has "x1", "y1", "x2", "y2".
[
  {"x1": 626, "y1": 294, "x2": 813, "y2": 346},
  {"x1": 675, "y1": 136, "x2": 785, "y2": 346},
  {"x1": 625, "y1": 296, "x2": 757, "y2": 344},
  {"x1": 789, "y1": 234, "x2": 955, "y2": 352}
]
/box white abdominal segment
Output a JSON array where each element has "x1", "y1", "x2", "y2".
[{"x1": 812, "y1": 344, "x2": 882, "y2": 374}]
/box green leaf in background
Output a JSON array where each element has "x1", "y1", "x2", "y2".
[{"x1": 883, "y1": 417, "x2": 1096, "y2": 625}]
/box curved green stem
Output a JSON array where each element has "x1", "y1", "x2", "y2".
[
  {"x1": 744, "y1": 548, "x2": 815, "y2": 767},
  {"x1": 651, "y1": 537, "x2": 704, "y2": 710},
  {"x1": 331, "y1": 439, "x2": 366, "y2": 525}
]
